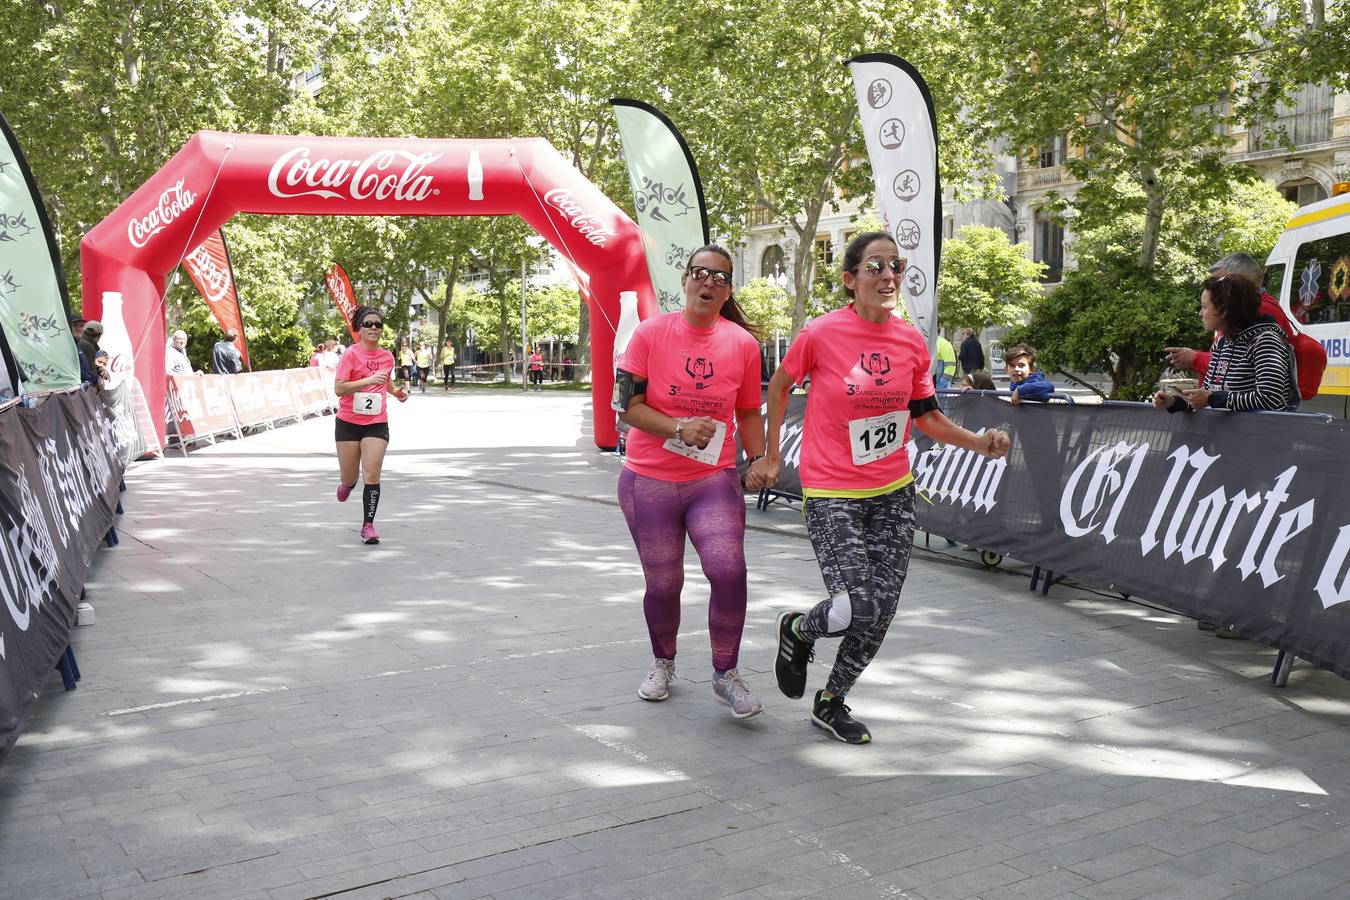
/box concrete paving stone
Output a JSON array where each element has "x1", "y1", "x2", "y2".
[
  {"x1": 1070, "y1": 861, "x2": 1197, "y2": 900},
  {"x1": 1170, "y1": 840, "x2": 1327, "y2": 885},
  {"x1": 1068, "y1": 844, "x2": 1178, "y2": 882},
  {"x1": 1132, "y1": 871, "x2": 1252, "y2": 900},
  {"x1": 980, "y1": 866, "x2": 1095, "y2": 900},
  {"x1": 1222, "y1": 867, "x2": 1347, "y2": 899},
  {"x1": 910, "y1": 861, "x2": 1031, "y2": 900}
]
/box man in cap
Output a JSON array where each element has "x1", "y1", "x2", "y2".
[{"x1": 69, "y1": 314, "x2": 98, "y2": 385}]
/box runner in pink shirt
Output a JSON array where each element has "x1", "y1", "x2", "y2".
[
  {"x1": 747, "y1": 232, "x2": 1011, "y2": 743},
  {"x1": 333, "y1": 306, "x2": 408, "y2": 545},
  {"x1": 613, "y1": 245, "x2": 768, "y2": 719}
]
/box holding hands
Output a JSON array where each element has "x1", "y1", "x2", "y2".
[{"x1": 744, "y1": 456, "x2": 779, "y2": 491}]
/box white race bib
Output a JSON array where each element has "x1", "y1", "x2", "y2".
[
  {"x1": 664, "y1": 420, "x2": 726, "y2": 466},
  {"x1": 353, "y1": 391, "x2": 383, "y2": 416},
  {"x1": 848, "y1": 411, "x2": 909, "y2": 466}
]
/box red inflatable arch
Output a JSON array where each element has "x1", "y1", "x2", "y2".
[{"x1": 80, "y1": 131, "x2": 658, "y2": 449}]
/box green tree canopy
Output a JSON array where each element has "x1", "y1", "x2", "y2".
[
  {"x1": 1008, "y1": 180, "x2": 1295, "y2": 399},
  {"x1": 937, "y1": 226, "x2": 1044, "y2": 333}
]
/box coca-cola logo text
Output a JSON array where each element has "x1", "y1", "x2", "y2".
[
  {"x1": 185, "y1": 245, "x2": 233, "y2": 304},
  {"x1": 268, "y1": 148, "x2": 442, "y2": 202},
  {"x1": 543, "y1": 188, "x2": 617, "y2": 247},
  {"x1": 128, "y1": 180, "x2": 196, "y2": 249},
  {"x1": 326, "y1": 268, "x2": 354, "y2": 304}
]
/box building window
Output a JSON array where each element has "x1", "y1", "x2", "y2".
[
  {"x1": 944, "y1": 217, "x2": 955, "y2": 239},
  {"x1": 1038, "y1": 135, "x2": 1066, "y2": 169},
  {"x1": 1251, "y1": 82, "x2": 1333, "y2": 151},
  {"x1": 1281, "y1": 180, "x2": 1329, "y2": 207},
  {"x1": 761, "y1": 245, "x2": 787, "y2": 281},
  {"x1": 1033, "y1": 210, "x2": 1064, "y2": 283},
  {"x1": 748, "y1": 204, "x2": 774, "y2": 227},
  {"x1": 814, "y1": 235, "x2": 835, "y2": 290}
]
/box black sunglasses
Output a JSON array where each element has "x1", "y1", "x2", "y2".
[
  {"x1": 853, "y1": 256, "x2": 905, "y2": 276},
  {"x1": 360, "y1": 320, "x2": 384, "y2": 329},
  {"x1": 686, "y1": 265, "x2": 732, "y2": 288}
]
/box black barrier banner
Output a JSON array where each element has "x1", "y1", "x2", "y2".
[
  {"x1": 912, "y1": 394, "x2": 1350, "y2": 679},
  {"x1": 0, "y1": 388, "x2": 124, "y2": 763}
]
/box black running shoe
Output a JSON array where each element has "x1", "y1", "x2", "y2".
[
  {"x1": 810, "y1": 690, "x2": 871, "y2": 744},
  {"x1": 774, "y1": 611, "x2": 813, "y2": 699}
]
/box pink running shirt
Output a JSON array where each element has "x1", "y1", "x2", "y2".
[
  {"x1": 336, "y1": 345, "x2": 396, "y2": 425},
  {"x1": 618, "y1": 312, "x2": 762, "y2": 482},
  {"x1": 780, "y1": 305, "x2": 934, "y2": 496}
]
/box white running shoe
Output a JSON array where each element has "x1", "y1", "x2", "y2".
[
  {"x1": 638, "y1": 658, "x2": 675, "y2": 701},
  {"x1": 713, "y1": 669, "x2": 764, "y2": 718}
]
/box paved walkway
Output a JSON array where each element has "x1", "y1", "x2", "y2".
[{"x1": 5, "y1": 390, "x2": 1350, "y2": 900}]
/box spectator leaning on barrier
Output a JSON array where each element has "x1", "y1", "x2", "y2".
[
  {"x1": 166, "y1": 330, "x2": 193, "y2": 376},
  {"x1": 934, "y1": 334, "x2": 958, "y2": 390},
  {"x1": 1155, "y1": 275, "x2": 1296, "y2": 414},
  {"x1": 1166, "y1": 252, "x2": 1324, "y2": 402},
  {"x1": 958, "y1": 327, "x2": 985, "y2": 375},
  {"x1": 1005, "y1": 344, "x2": 1054, "y2": 404},
  {"x1": 212, "y1": 329, "x2": 244, "y2": 375}
]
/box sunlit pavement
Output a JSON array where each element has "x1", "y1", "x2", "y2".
[{"x1": 5, "y1": 389, "x2": 1350, "y2": 899}]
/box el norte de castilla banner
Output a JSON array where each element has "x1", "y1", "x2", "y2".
[
  {"x1": 745, "y1": 392, "x2": 1350, "y2": 681},
  {"x1": 0, "y1": 388, "x2": 125, "y2": 763}
]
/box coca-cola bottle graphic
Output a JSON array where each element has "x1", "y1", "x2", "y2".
[
  {"x1": 467, "y1": 149, "x2": 484, "y2": 201},
  {"x1": 99, "y1": 291, "x2": 137, "y2": 389},
  {"x1": 612, "y1": 290, "x2": 640, "y2": 371}
]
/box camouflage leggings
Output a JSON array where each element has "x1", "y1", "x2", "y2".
[{"x1": 798, "y1": 485, "x2": 916, "y2": 697}]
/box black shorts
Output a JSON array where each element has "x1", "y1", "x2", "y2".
[{"x1": 335, "y1": 418, "x2": 390, "y2": 443}]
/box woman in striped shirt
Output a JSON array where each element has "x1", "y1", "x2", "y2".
[{"x1": 1155, "y1": 276, "x2": 1297, "y2": 413}]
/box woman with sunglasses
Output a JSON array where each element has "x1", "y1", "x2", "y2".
[
  {"x1": 333, "y1": 307, "x2": 408, "y2": 544},
  {"x1": 613, "y1": 245, "x2": 768, "y2": 719},
  {"x1": 746, "y1": 231, "x2": 1010, "y2": 743}
]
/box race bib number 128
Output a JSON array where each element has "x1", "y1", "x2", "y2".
[{"x1": 848, "y1": 411, "x2": 909, "y2": 466}]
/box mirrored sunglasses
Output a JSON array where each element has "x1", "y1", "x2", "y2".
[
  {"x1": 687, "y1": 265, "x2": 732, "y2": 288},
  {"x1": 859, "y1": 256, "x2": 905, "y2": 276}
]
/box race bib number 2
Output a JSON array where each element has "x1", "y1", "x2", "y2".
[
  {"x1": 848, "y1": 411, "x2": 909, "y2": 466},
  {"x1": 353, "y1": 391, "x2": 383, "y2": 416}
]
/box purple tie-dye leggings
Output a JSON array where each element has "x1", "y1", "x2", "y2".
[{"x1": 618, "y1": 467, "x2": 748, "y2": 672}]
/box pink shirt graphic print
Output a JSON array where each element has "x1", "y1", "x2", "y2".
[
  {"x1": 781, "y1": 305, "x2": 934, "y2": 492},
  {"x1": 336, "y1": 345, "x2": 395, "y2": 425},
  {"x1": 618, "y1": 312, "x2": 762, "y2": 482}
]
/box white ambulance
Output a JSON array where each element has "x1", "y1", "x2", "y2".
[{"x1": 1264, "y1": 188, "x2": 1350, "y2": 416}]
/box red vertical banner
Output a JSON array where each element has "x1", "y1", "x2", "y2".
[
  {"x1": 325, "y1": 263, "x2": 360, "y2": 342},
  {"x1": 182, "y1": 230, "x2": 250, "y2": 367}
]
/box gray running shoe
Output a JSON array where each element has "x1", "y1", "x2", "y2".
[
  {"x1": 638, "y1": 658, "x2": 675, "y2": 701},
  {"x1": 712, "y1": 669, "x2": 764, "y2": 718}
]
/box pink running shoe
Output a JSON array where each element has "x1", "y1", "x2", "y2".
[
  {"x1": 360, "y1": 522, "x2": 379, "y2": 544},
  {"x1": 336, "y1": 482, "x2": 355, "y2": 502}
]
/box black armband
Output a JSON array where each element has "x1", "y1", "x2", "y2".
[
  {"x1": 908, "y1": 395, "x2": 940, "y2": 418},
  {"x1": 611, "y1": 368, "x2": 648, "y2": 412}
]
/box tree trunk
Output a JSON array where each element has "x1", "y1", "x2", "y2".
[
  {"x1": 1137, "y1": 165, "x2": 1165, "y2": 273},
  {"x1": 497, "y1": 289, "x2": 511, "y2": 384}
]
